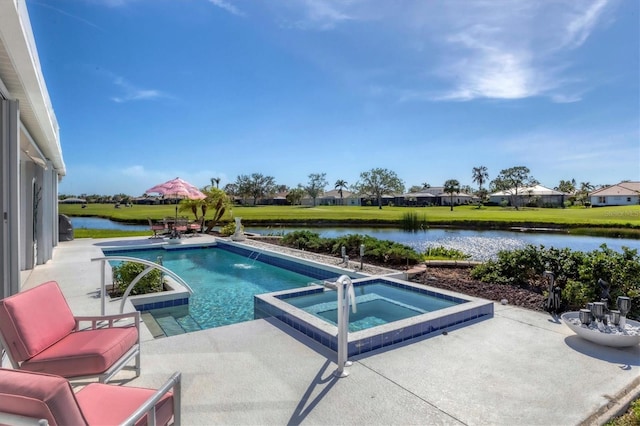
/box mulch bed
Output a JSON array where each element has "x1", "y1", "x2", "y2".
[
  {"x1": 245, "y1": 236, "x2": 548, "y2": 313},
  {"x1": 410, "y1": 267, "x2": 546, "y2": 312}
]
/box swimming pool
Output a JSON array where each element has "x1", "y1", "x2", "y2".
[
  {"x1": 255, "y1": 277, "x2": 494, "y2": 356},
  {"x1": 104, "y1": 242, "x2": 361, "y2": 335}
]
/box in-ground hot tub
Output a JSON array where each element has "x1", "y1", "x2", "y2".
[{"x1": 255, "y1": 277, "x2": 494, "y2": 356}]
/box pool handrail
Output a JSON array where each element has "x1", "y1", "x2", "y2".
[
  {"x1": 323, "y1": 275, "x2": 356, "y2": 378},
  {"x1": 92, "y1": 256, "x2": 194, "y2": 315}
]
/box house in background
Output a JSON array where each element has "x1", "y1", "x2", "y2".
[
  {"x1": 399, "y1": 191, "x2": 436, "y2": 206},
  {"x1": 590, "y1": 181, "x2": 640, "y2": 206},
  {"x1": 1, "y1": 0, "x2": 66, "y2": 299},
  {"x1": 489, "y1": 184, "x2": 567, "y2": 207},
  {"x1": 302, "y1": 189, "x2": 360, "y2": 206},
  {"x1": 414, "y1": 186, "x2": 474, "y2": 206}
]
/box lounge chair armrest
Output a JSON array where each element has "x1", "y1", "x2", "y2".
[
  {"x1": 74, "y1": 311, "x2": 140, "y2": 331},
  {"x1": 120, "y1": 372, "x2": 182, "y2": 426}
]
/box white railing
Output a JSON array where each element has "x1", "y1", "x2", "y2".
[
  {"x1": 323, "y1": 275, "x2": 357, "y2": 377},
  {"x1": 92, "y1": 256, "x2": 194, "y2": 315}
]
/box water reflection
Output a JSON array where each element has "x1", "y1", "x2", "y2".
[
  {"x1": 71, "y1": 217, "x2": 148, "y2": 231},
  {"x1": 246, "y1": 226, "x2": 640, "y2": 261},
  {"x1": 69, "y1": 218, "x2": 640, "y2": 261}
]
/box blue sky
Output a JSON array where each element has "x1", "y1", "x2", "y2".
[{"x1": 29, "y1": 0, "x2": 639, "y2": 196}]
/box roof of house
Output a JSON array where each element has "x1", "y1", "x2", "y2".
[
  {"x1": 402, "y1": 192, "x2": 436, "y2": 198},
  {"x1": 590, "y1": 181, "x2": 640, "y2": 196},
  {"x1": 490, "y1": 184, "x2": 566, "y2": 197}
]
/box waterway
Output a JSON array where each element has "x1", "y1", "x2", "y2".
[{"x1": 70, "y1": 217, "x2": 640, "y2": 261}]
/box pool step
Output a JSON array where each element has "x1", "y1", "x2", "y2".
[
  {"x1": 155, "y1": 315, "x2": 186, "y2": 336},
  {"x1": 152, "y1": 312, "x2": 203, "y2": 337},
  {"x1": 175, "y1": 314, "x2": 203, "y2": 333}
]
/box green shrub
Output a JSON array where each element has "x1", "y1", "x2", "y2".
[
  {"x1": 111, "y1": 261, "x2": 163, "y2": 297},
  {"x1": 281, "y1": 230, "x2": 327, "y2": 251},
  {"x1": 424, "y1": 246, "x2": 470, "y2": 260},
  {"x1": 280, "y1": 231, "x2": 421, "y2": 266},
  {"x1": 219, "y1": 222, "x2": 236, "y2": 236},
  {"x1": 470, "y1": 244, "x2": 640, "y2": 317}
]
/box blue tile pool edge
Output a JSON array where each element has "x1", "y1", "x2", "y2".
[
  {"x1": 216, "y1": 240, "x2": 367, "y2": 281},
  {"x1": 255, "y1": 276, "x2": 494, "y2": 357}
]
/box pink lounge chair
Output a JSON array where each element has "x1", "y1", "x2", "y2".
[
  {"x1": 148, "y1": 218, "x2": 167, "y2": 238},
  {"x1": 0, "y1": 368, "x2": 181, "y2": 426},
  {"x1": 0, "y1": 281, "x2": 140, "y2": 383},
  {"x1": 187, "y1": 219, "x2": 203, "y2": 236}
]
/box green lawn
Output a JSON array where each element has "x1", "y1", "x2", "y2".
[{"x1": 59, "y1": 203, "x2": 640, "y2": 229}]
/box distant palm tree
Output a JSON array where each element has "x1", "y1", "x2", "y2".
[
  {"x1": 472, "y1": 166, "x2": 489, "y2": 192},
  {"x1": 421, "y1": 182, "x2": 430, "y2": 189},
  {"x1": 211, "y1": 177, "x2": 221, "y2": 188},
  {"x1": 579, "y1": 181, "x2": 595, "y2": 206},
  {"x1": 443, "y1": 179, "x2": 460, "y2": 211},
  {"x1": 334, "y1": 179, "x2": 348, "y2": 205}
]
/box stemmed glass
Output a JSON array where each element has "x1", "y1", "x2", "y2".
[
  {"x1": 590, "y1": 302, "x2": 606, "y2": 331},
  {"x1": 617, "y1": 296, "x2": 631, "y2": 328}
]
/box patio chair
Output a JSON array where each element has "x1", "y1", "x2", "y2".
[
  {"x1": 148, "y1": 218, "x2": 167, "y2": 238},
  {"x1": 172, "y1": 218, "x2": 188, "y2": 238},
  {"x1": 187, "y1": 218, "x2": 203, "y2": 236},
  {"x1": 0, "y1": 368, "x2": 181, "y2": 426},
  {"x1": 0, "y1": 281, "x2": 141, "y2": 384}
]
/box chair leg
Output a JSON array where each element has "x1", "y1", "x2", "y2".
[{"x1": 135, "y1": 351, "x2": 141, "y2": 377}]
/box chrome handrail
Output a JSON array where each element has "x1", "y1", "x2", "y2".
[{"x1": 92, "y1": 256, "x2": 194, "y2": 315}]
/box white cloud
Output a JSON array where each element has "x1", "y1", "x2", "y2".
[
  {"x1": 207, "y1": 0, "x2": 245, "y2": 17},
  {"x1": 428, "y1": 0, "x2": 613, "y2": 102},
  {"x1": 110, "y1": 77, "x2": 169, "y2": 103},
  {"x1": 272, "y1": 0, "x2": 614, "y2": 103},
  {"x1": 562, "y1": 0, "x2": 610, "y2": 49},
  {"x1": 274, "y1": 0, "x2": 357, "y2": 30}
]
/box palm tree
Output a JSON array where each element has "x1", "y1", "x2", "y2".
[
  {"x1": 472, "y1": 166, "x2": 489, "y2": 192},
  {"x1": 210, "y1": 177, "x2": 221, "y2": 188},
  {"x1": 579, "y1": 182, "x2": 595, "y2": 206},
  {"x1": 334, "y1": 179, "x2": 348, "y2": 205},
  {"x1": 421, "y1": 182, "x2": 430, "y2": 189},
  {"x1": 443, "y1": 179, "x2": 460, "y2": 211}
]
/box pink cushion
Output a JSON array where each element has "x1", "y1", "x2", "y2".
[
  {"x1": 21, "y1": 326, "x2": 138, "y2": 378},
  {"x1": 0, "y1": 368, "x2": 87, "y2": 426},
  {"x1": 77, "y1": 383, "x2": 174, "y2": 426},
  {"x1": 0, "y1": 281, "x2": 75, "y2": 362}
]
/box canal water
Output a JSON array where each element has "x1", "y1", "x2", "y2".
[{"x1": 70, "y1": 217, "x2": 640, "y2": 261}]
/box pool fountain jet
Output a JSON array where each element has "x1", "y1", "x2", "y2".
[{"x1": 323, "y1": 275, "x2": 357, "y2": 378}]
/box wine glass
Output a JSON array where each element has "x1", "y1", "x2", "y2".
[
  {"x1": 590, "y1": 302, "x2": 606, "y2": 330},
  {"x1": 617, "y1": 296, "x2": 631, "y2": 315},
  {"x1": 617, "y1": 296, "x2": 631, "y2": 328}
]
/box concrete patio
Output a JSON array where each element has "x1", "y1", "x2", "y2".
[{"x1": 13, "y1": 236, "x2": 640, "y2": 425}]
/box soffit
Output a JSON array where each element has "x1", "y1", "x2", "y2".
[{"x1": 0, "y1": 0, "x2": 66, "y2": 175}]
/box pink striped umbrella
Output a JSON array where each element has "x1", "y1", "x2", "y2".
[{"x1": 146, "y1": 177, "x2": 206, "y2": 218}]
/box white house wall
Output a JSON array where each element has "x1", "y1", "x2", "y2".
[
  {"x1": 0, "y1": 99, "x2": 21, "y2": 298},
  {"x1": 591, "y1": 195, "x2": 639, "y2": 206}
]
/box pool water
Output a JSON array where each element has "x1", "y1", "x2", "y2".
[
  {"x1": 106, "y1": 247, "x2": 321, "y2": 332},
  {"x1": 256, "y1": 277, "x2": 493, "y2": 356},
  {"x1": 286, "y1": 283, "x2": 460, "y2": 331}
]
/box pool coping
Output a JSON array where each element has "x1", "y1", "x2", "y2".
[{"x1": 255, "y1": 275, "x2": 494, "y2": 357}]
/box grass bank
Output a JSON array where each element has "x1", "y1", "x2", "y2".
[{"x1": 59, "y1": 204, "x2": 640, "y2": 238}]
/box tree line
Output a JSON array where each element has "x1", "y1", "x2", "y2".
[{"x1": 60, "y1": 165, "x2": 608, "y2": 210}]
